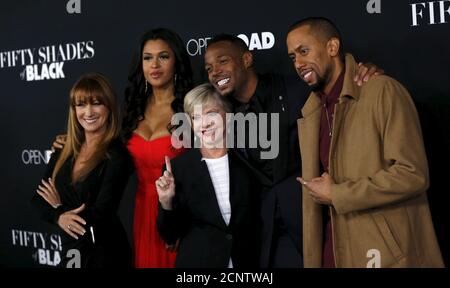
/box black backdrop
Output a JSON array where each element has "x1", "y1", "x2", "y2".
[{"x1": 1, "y1": 0, "x2": 449, "y2": 267}]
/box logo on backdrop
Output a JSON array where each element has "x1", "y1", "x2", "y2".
[
  {"x1": 11, "y1": 228, "x2": 63, "y2": 266},
  {"x1": 21, "y1": 150, "x2": 52, "y2": 165},
  {"x1": 411, "y1": 1, "x2": 450, "y2": 26},
  {"x1": 186, "y1": 32, "x2": 275, "y2": 56},
  {"x1": 0, "y1": 41, "x2": 95, "y2": 81}
]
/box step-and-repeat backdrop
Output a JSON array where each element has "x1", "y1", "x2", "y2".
[{"x1": 1, "y1": 0, "x2": 449, "y2": 267}]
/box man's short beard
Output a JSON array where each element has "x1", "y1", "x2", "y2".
[
  {"x1": 311, "y1": 75, "x2": 326, "y2": 92},
  {"x1": 310, "y1": 65, "x2": 332, "y2": 93},
  {"x1": 222, "y1": 89, "x2": 234, "y2": 97},
  {"x1": 213, "y1": 85, "x2": 234, "y2": 98}
]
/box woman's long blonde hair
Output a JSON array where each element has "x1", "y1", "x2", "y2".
[{"x1": 52, "y1": 73, "x2": 120, "y2": 183}]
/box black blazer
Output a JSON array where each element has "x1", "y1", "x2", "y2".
[
  {"x1": 156, "y1": 149, "x2": 261, "y2": 268},
  {"x1": 31, "y1": 139, "x2": 133, "y2": 268},
  {"x1": 231, "y1": 73, "x2": 308, "y2": 267}
]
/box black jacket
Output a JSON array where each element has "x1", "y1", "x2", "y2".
[
  {"x1": 31, "y1": 139, "x2": 133, "y2": 268},
  {"x1": 230, "y1": 73, "x2": 309, "y2": 267},
  {"x1": 156, "y1": 149, "x2": 261, "y2": 268}
]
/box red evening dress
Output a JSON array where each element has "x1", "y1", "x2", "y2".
[{"x1": 127, "y1": 133, "x2": 185, "y2": 268}]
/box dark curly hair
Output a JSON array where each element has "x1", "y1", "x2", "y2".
[{"x1": 122, "y1": 28, "x2": 193, "y2": 141}]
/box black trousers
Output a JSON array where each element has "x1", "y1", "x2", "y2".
[{"x1": 261, "y1": 175, "x2": 303, "y2": 268}]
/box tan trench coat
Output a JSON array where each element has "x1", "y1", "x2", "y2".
[{"x1": 298, "y1": 54, "x2": 444, "y2": 268}]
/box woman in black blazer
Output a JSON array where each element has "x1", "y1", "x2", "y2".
[
  {"x1": 156, "y1": 83, "x2": 261, "y2": 268},
  {"x1": 31, "y1": 73, "x2": 132, "y2": 268}
]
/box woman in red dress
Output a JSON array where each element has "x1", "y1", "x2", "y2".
[{"x1": 122, "y1": 28, "x2": 193, "y2": 267}]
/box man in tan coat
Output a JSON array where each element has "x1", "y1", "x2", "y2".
[{"x1": 286, "y1": 17, "x2": 444, "y2": 268}]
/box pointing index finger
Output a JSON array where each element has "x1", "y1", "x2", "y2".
[
  {"x1": 165, "y1": 156, "x2": 172, "y2": 174},
  {"x1": 297, "y1": 177, "x2": 308, "y2": 186}
]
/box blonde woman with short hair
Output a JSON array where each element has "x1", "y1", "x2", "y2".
[{"x1": 156, "y1": 83, "x2": 261, "y2": 268}]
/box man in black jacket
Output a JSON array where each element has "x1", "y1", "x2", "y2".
[{"x1": 203, "y1": 34, "x2": 381, "y2": 267}]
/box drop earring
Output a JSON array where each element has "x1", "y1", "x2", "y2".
[{"x1": 145, "y1": 80, "x2": 148, "y2": 93}]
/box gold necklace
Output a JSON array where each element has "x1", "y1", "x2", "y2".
[{"x1": 323, "y1": 102, "x2": 333, "y2": 138}]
